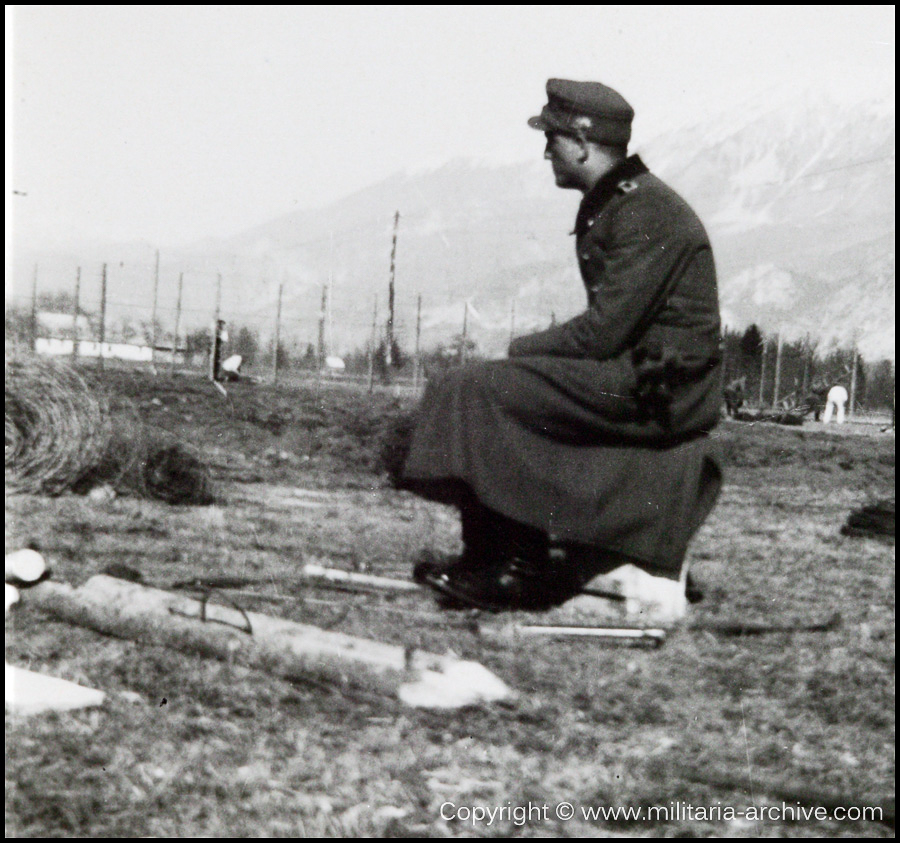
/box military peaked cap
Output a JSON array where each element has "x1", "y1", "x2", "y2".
[{"x1": 528, "y1": 78, "x2": 634, "y2": 146}]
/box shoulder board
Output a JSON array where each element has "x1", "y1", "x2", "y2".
[{"x1": 616, "y1": 179, "x2": 639, "y2": 194}]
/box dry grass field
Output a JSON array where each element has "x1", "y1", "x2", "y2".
[{"x1": 5, "y1": 368, "x2": 895, "y2": 837}]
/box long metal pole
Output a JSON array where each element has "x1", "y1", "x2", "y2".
[
  {"x1": 317, "y1": 284, "x2": 327, "y2": 365},
  {"x1": 801, "y1": 335, "x2": 811, "y2": 394},
  {"x1": 98, "y1": 263, "x2": 108, "y2": 370},
  {"x1": 30, "y1": 264, "x2": 38, "y2": 353},
  {"x1": 72, "y1": 266, "x2": 81, "y2": 360},
  {"x1": 413, "y1": 293, "x2": 422, "y2": 392},
  {"x1": 368, "y1": 296, "x2": 378, "y2": 393},
  {"x1": 210, "y1": 273, "x2": 222, "y2": 380},
  {"x1": 773, "y1": 331, "x2": 783, "y2": 407},
  {"x1": 849, "y1": 341, "x2": 859, "y2": 419},
  {"x1": 273, "y1": 280, "x2": 284, "y2": 387},
  {"x1": 328, "y1": 231, "x2": 335, "y2": 357},
  {"x1": 150, "y1": 249, "x2": 160, "y2": 371},
  {"x1": 461, "y1": 301, "x2": 469, "y2": 365},
  {"x1": 171, "y1": 271, "x2": 184, "y2": 373},
  {"x1": 386, "y1": 211, "x2": 399, "y2": 369},
  {"x1": 758, "y1": 337, "x2": 767, "y2": 406}
]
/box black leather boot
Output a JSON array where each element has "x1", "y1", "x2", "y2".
[
  {"x1": 416, "y1": 503, "x2": 580, "y2": 611},
  {"x1": 419, "y1": 552, "x2": 582, "y2": 612}
]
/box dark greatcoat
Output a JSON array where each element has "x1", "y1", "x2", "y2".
[{"x1": 400, "y1": 156, "x2": 724, "y2": 577}]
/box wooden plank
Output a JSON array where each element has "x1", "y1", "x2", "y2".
[{"x1": 6, "y1": 663, "x2": 105, "y2": 716}]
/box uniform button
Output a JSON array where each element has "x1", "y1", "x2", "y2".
[
  {"x1": 586, "y1": 218, "x2": 595, "y2": 228},
  {"x1": 581, "y1": 252, "x2": 591, "y2": 261}
]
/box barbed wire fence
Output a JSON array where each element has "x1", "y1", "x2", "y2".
[
  {"x1": 5, "y1": 252, "x2": 529, "y2": 398},
  {"x1": 5, "y1": 215, "x2": 896, "y2": 419}
]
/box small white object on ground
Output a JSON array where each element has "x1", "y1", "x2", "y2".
[
  {"x1": 221, "y1": 354, "x2": 242, "y2": 374},
  {"x1": 399, "y1": 659, "x2": 514, "y2": 709},
  {"x1": 87, "y1": 484, "x2": 116, "y2": 503},
  {"x1": 5, "y1": 549, "x2": 48, "y2": 585},
  {"x1": 5, "y1": 551, "x2": 107, "y2": 716},
  {"x1": 578, "y1": 563, "x2": 688, "y2": 625},
  {"x1": 5, "y1": 663, "x2": 106, "y2": 716}
]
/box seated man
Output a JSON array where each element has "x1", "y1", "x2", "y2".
[{"x1": 399, "y1": 79, "x2": 723, "y2": 616}]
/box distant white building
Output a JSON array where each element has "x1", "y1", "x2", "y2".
[
  {"x1": 33, "y1": 311, "x2": 187, "y2": 363},
  {"x1": 35, "y1": 338, "x2": 153, "y2": 362}
]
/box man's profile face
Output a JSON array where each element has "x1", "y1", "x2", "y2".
[{"x1": 544, "y1": 131, "x2": 585, "y2": 190}]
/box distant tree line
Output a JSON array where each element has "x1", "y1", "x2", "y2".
[
  {"x1": 190, "y1": 321, "x2": 897, "y2": 410},
  {"x1": 215, "y1": 325, "x2": 484, "y2": 384},
  {"x1": 723, "y1": 324, "x2": 894, "y2": 412},
  {"x1": 6, "y1": 299, "x2": 894, "y2": 412}
]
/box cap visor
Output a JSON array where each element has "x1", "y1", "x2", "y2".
[{"x1": 528, "y1": 115, "x2": 552, "y2": 131}]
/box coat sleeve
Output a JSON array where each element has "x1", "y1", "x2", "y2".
[{"x1": 508, "y1": 191, "x2": 701, "y2": 361}]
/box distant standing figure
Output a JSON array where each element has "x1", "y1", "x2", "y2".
[
  {"x1": 823, "y1": 385, "x2": 848, "y2": 424},
  {"x1": 723, "y1": 377, "x2": 746, "y2": 417},
  {"x1": 803, "y1": 383, "x2": 830, "y2": 421}
]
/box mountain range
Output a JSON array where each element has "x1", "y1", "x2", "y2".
[{"x1": 11, "y1": 93, "x2": 896, "y2": 361}]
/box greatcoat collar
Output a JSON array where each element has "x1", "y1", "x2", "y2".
[{"x1": 573, "y1": 154, "x2": 649, "y2": 237}]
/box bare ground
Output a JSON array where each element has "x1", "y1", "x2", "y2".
[{"x1": 5, "y1": 370, "x2": 895, "y2": 837}]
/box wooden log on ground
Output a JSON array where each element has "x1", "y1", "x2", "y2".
[{"x1": 26, "y1": 576, "x2": 513, "y2": 709}]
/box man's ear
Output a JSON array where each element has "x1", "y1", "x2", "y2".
[{"x1": 574, "y1": 133, "x2": 590, "y2": 164}]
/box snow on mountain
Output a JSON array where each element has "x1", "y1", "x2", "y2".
[
  {"x1": 12, "y1": 93, "x2": 895, "y2": 360},
  {"x1": 228, "y1": 93, "x2": 894, "y2": 359}
]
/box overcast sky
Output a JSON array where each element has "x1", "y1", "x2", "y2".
[{"x1": 7, "y1": 5, "x2": 895, "y2": 252}]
